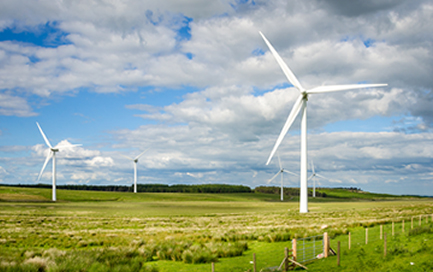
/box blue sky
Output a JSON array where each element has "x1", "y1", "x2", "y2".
[{"x1": 1, "y1": 0, "x2": 432, "y2": 196}]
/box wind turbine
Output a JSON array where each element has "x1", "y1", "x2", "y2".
[
  {"x1": 267, "y1": 153, "x2": 298, "y2": 201},
  {"x1": 120, "y1": 149, "x2": 149, "y2": 193},
  {"x1": 36, "y1": 122, "x2": 81, "y2": 201},
  {"x1": 308, "y1": 160, "x2": 328, "y2": 198},
  {"x1": 260, "y1": 31, "x2": 387, "y2": 213}
]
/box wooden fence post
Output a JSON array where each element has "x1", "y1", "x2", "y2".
[
  {"x1": 402, "y1": 220, "x2": 405, "y2": 233},
  {"x1": 337, "y1": 241, "x2": 340, "y2": 266},
  {"x1": 284, "y1": 247, "x2": 288, "y2": 272},
  {"x1": 323, "y1": 233, "x2": 329, "y2": 258},
  {"x1": 348, "y1": 232, "x2": 351, "y2": 250},
  {"x1": 384, "y1": 233, "x2": 387, "y2": 258},
  {"x1": 292, "y1": 239, "x2": 297, "y2": 262},
  {"x1": 411, "y1": 217, "x2": 414, "y2": 229},
  {"x1": 426, "y1": 215, "x2": 428, "y2": 224},
  {"x1": 380, "y1": 225, "x2": 383, "y2": 239},
  {"x1": 365, "y1": 228, "x2": 368, "y2": 245},
  {"x1": 419, "y1": 215, "x2": 422, "y2": 226},
  {"x1": 211, "y1": 262, "x2": 215, "y2": 272},
  {"x1": 253, "y1": 253, "x2": 256, "y2": 272}
]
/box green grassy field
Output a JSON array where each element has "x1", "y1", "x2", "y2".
[{"x1": 0, "y1": 186, "x2": 432, "y2": 271}]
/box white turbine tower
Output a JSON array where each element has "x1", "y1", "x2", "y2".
[
  {"x1": 121, "y1": 149, "x2": 149, "y2": 193},
  {"x1": 267, "y1": 153, "x2": 298, "y2": 201},
  {"x1": 36, "y1": 122, "x2": 81, "y2": 201},
  {"x1": 308, "y1": 160, "x2": 328, "y2": 198},
  {"x1": 260, "y1": 31, "x2": 387, "y2": 213}
]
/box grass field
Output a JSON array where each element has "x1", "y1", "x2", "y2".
[{"x1": 0, "y1": 186, "x2": 432, "y2": 271}]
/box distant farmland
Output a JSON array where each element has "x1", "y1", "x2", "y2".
[{"x1": 0, "y1": 185, "x2": 432, "y2": 271}]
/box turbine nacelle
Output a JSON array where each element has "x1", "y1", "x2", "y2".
[{"x1": 302, "y1": 93, "x2": 308, "y2": 101}]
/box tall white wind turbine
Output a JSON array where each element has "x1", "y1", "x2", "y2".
[
  {"x1": 121, "y1": 149, "x2": 149, "y2": 193},
  {"x1": 267, "y1": 153, "x2": 298, "y2": 201},
  {"x1": 36, "y1": 122, "x2": 81, "y2": 201},
  {"x1": 260, "y1": 31, "x2": 387, "y2": 213},
  {"x1": 308, "y1": 160, "x2": 328, "y2": 198}
]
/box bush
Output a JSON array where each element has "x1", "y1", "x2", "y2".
[
  {"x1": 409, "y1": 225, "x2": 432, "y2": 236},
  {"x1": 181, "y1": 244, "x2": 217, "y2": 264},
  {"x1": 206, "y1": 241, "x2": 248, "y2": 258}
]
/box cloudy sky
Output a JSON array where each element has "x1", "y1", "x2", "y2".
[{"x1": 0, "y1": 0, "x2": 432, "y2": 196}]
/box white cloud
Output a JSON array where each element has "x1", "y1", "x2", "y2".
[
  {"x1": 0, "y1": 92, "x2": 37, "y2": 116},
  {"x1": 1, "y1": 0, "x2": 433, "y2": 195}
]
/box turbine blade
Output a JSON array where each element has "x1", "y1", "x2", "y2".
[
  {"x1": 311, "y1": 160, "x2": 315, "y2": 174},
  {"x1": 37, "y1": 151, "x2": 52, "y2": 181},
  {"x1": 267, "y1": 171, "x2": 281, "y2": 184},
  {"x1": 277, "y1": 152, "x2": 282, "y2": 170},
  {"x1": 259, "y1": 32, "x2": 304, "y2": 92},
  {"x1": 282, "y1": 169, "x2": 298, "y2": 177},
  {"x1": 307, "y1": 84, "x2": 387, "y2": 94},
  {"x1": 307, "y1": 173, "x2": 316, "y2": 180},
  {"x1": 55, "y1": 143, "x2": 82, "y2": 149},
  {"x1": 135, "y1": 148, "x2": 150, "y2": 160},
  {"x1": 316, "y1": 173, "x2": 329, "y2": 180},
  {"x1": 36, "y1": 122, "x2": 53, "y2": 148},
  {"x1": 266, "y1": 94, "x2": 304, "y2": 165},
  {"x1": 120, "y1": 154, "x2": 134, "y2": 161}
]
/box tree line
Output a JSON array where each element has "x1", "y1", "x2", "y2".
[
  {"x1": 136, "y1": 184, "x2": 252, "y2": 193},
  {"x1": 4, "y1": 183, "x2": 251, "y2": 193},
  {"x1": 3, "y1": 183, "x2": 364, "y2": 197},
  {"x1": 254, "y1": 186, "x2": 328, "y2": 197}
]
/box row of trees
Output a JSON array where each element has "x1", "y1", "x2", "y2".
[
  {"x1": 5, "y1": 184, "x2": 364, "y2": 197},
  {"x1": 254, "y1": 186, "x2": 328, "y2": 197},
  {"x1": 136, "y1": 184, "x2": 252, "y2": 193},
  {"x1": 7, "y1": 183, "x2": 132, "y2": 192},
  {"x1": 5, "y1": 183, "x2": 251, "y2": 193}
]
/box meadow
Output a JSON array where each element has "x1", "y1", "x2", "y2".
[{"x1": 0, "y1": 186, "x2": 432, "y2": 271}]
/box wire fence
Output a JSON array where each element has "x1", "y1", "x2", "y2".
[
  {"x1": 331, "y1": 214, "x2": 433, "y2": 252},
  {"x1": 219, "y1": 214, "x2": 433, "y2": 272},
  {"x1": 293, "y1": 235, "x2": 323, "y2": 263}
]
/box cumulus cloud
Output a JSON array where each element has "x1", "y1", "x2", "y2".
[
  {"x1": 0, "y1": 92, "x2": 37, "y2": 116},
  {"x1": 1, "y1": 0, "x2": 433, "y2": 195},
  {"x1": 32, "y1": 140, "x2": 114, "y2": 167}
]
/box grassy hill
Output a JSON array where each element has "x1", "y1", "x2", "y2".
[
  {"x1": 0, "y1": 185, "x2": 422, "y2": 204},
  {"x1": 1, "y1": 185, "x2": 432, "y2": 272}
]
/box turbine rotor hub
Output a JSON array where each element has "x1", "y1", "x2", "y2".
[{"x1": 302, "y1": 93, "x2": 308, "y2": 101}]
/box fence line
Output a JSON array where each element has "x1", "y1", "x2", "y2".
[
  {"x1": 331, "y1": 213, "x2": 433, "y2": 253},
  {"x1": 216, "y1": 213, "x2": 433, "y2": 271}
]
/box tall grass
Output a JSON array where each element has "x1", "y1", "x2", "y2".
[{"x1": 1, "y1": 186, "x2": 432, "y2": 271}]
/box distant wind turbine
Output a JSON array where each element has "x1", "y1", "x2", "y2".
[
  {"x1": 267, "y1": 153, "x2": 298, "y2": 201},
  {"x1": 120, "y1": 149, "x2": 149, "y2": 193},
  {"x1": 308, "y1": 160, "x2": 328, "y2": 198},
  {"x1": 260, "y1": 31, "x2": 387, "y2": 213},
  {"x1": 36, "y1": 122, "x2": 81, "y2": 201}
]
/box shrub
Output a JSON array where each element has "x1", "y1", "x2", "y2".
[
  {"x1": 206, "y1": 241, "x2": 248, "y2": 258},
  {"x1": 181, "y1": 244, "x2": 217, "y2": 264},
  {"x1": 409, "y1": 225, "x2": 432, "y2": 236},
  {"x1": 23, "y1": 256, "x2": 52, "y2": 271}
]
